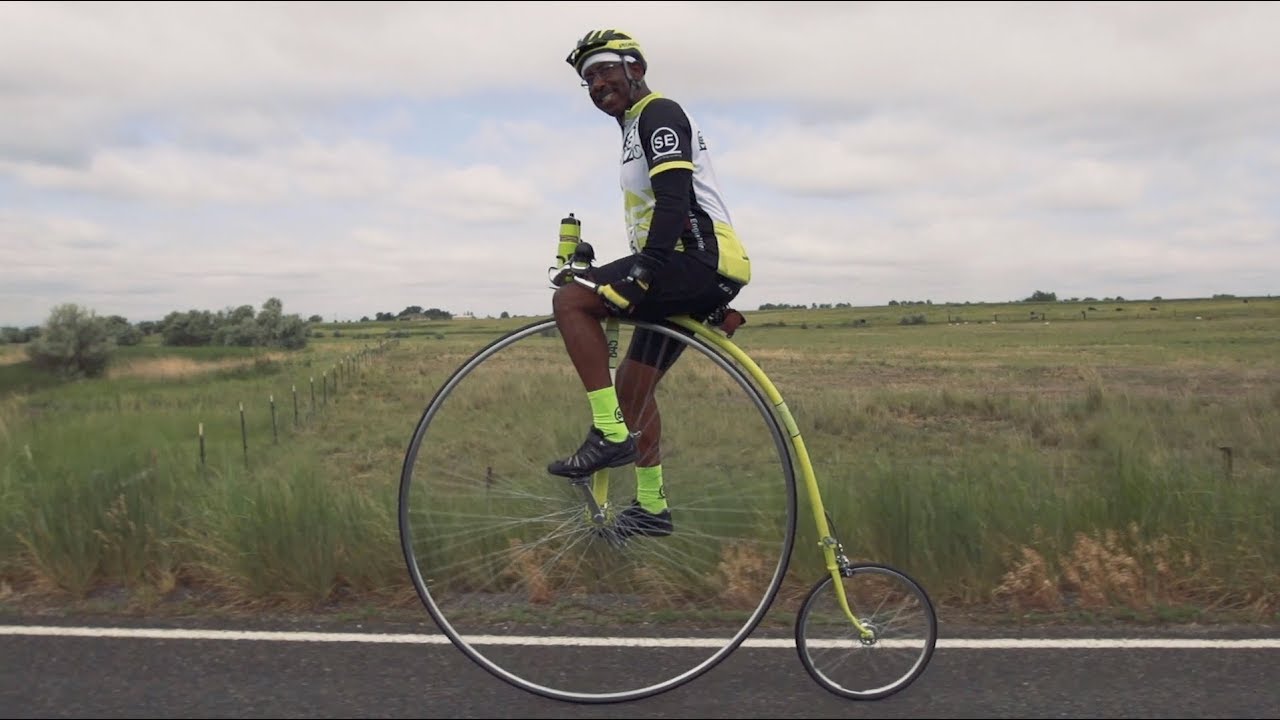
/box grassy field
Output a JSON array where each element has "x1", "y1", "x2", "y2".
[{"x1": 1, "y1": 294, "x2": 1276, "y2": 625}]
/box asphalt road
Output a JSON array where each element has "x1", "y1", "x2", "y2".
[{"x1": 3, "y1": 615, "x2": 1277, "y2": 719}]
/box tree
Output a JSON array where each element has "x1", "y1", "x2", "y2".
[
  {"x1": 254, "y1": 297, "x2": 308, "y2": 349},
  {"x1": 161, "y1": 310, "x2": 217, "y2": 346},
  {"x1": 1, "y1": 326, "x2": 37, "y2": 343},
  {"x1": 25, "y1": 304, "x2": 115, "y2": 378},
  {"x1": 1025, "y1": 290, "x2": 1057, "y2": 302},
  {"x1": 214, "y1": 315, "x2": 263, "y2": 346},
  {"x1": 104, "y1": 315, "x2": 143, "y2": 346},
  {"x1": 228, "y1": 304, "x2": 256, "y2": 324}
]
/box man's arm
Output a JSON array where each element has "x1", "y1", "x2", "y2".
[
  {"x1": 636, "y1": 98, "x2": 695, "y2": 273},
  {"x1": 641, "y1": 167, "x2": 691, "y2": 272}
]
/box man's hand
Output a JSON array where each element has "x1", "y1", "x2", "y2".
[
  {"x1": 597, "y1": 264, "x2": 652, "y2": 312},
  {"x1": 549, "y1": 241, "x2": 597, "y2": 287},
  {"x1": 549, "y1": 265, "x2": 577, "y2": 287}
]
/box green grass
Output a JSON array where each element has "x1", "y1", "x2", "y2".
[{"x1": 0, "y1": 295, "x2": 1277, "y2": 624}]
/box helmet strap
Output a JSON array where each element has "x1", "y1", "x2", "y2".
[{"x1": 622, "y1": 61, "x2": 644, "y2": 98}]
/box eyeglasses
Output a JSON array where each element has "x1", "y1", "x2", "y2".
[{"x1": 580, "y1": 62, "x2": 623, "y2": 87}]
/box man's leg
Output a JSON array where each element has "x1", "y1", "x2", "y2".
[
  {"x1": 617, "y1": 358, "x2": 663, "y2": 464},
  {"x1": 615, "y1": 317, "x2": 691, "y2": 510},
  {"x1": 551, "y1": 282, "x2": 612, "y2": 392},
  {"x1": 546, "y1": 282, "x2": 637, "y2": 477},
  {"x1": 616, "y1": 358, "x2": 666, "y2": 512},
  {"x1": 611, "y1": 350, "x2": 676, "y2": 536}
]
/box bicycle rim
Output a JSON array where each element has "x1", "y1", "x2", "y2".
[
  {"x1": 794, "y1": 563, "x2": 937, "y2": 700},
  {"x1": 399, "y1": 317, "x2": 797, "y2": 703}
]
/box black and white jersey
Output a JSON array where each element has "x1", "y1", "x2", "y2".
[{"x1": 619, "y1": 93, "x2": 751, "y2": 285}]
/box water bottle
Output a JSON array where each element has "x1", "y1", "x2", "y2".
[{"x1": 556, "y1": 213, "x2": 581, "y2": 269}]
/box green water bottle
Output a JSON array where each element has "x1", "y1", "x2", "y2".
[{"x1": 556, "y1": 213, "x2": 581, "y2": 269}]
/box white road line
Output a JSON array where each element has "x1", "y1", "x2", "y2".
[{"x1": 1, "y1": 626, "x2": 1277, "y2": 649}]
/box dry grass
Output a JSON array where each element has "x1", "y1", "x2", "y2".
[
  {"x1": 1061, "y1": 529, "x2": 1152, "y2": 610},
  {"x1": 992, "y1": 523, "x2": 1276, "y2": 618},
  {"x1": 991, "y1": 546, "x2": 1063, "y2": 613},
  {"x1": 718, "y1": 543, "x2": 782, "y2": 611},
  {"x1": 505, "y1": 537, "x2": 552, "y2": 605},
  {"x1": 106, "y1": 354, "x2": 287, "y2": 381},
  {"x1": 0, "y1": 347, "x2": 25, "y2": 366}
]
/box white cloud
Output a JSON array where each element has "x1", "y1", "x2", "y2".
[
  {"x1": 1, "y1": 1, "x2": 1277, "y2": 326},
  {"x1": 1023, "y1": 158, "x2": 1148, "y2": 211}
]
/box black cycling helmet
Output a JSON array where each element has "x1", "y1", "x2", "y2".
[{"x1": 566, "y1": 29, "x2": 647, "y2": 76}]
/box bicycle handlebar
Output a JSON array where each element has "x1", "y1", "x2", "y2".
[
  {"x1": 570, "y1": 275, "x2": 599, "y2": 292},
  {"x1": 547, "y1": 259, "x2": 600, "y2": 292}
]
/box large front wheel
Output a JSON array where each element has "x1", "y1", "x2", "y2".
[{"x1": 399, "y1": 317, "x2": 798, "y2": 704}]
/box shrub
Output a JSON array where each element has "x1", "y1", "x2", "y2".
[{"x1": 24, "y1": 304, "x2": 116, "y2": 378}]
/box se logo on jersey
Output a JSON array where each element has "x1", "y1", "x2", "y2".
[{"x1": 651, "y1": 127, "x2": 680, "y2": 157}]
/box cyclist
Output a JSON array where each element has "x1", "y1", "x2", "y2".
[{"x1": 548, "y1": 29, "x2": 752, "y2": 537}]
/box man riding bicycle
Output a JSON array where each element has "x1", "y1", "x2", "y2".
[{"x1": 548, "y1": 29, "x2": 752, "y2": 537}]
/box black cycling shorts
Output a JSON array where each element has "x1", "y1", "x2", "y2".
[{"x1": 589, "y1": 252, "x2": 742, "y2": 371}]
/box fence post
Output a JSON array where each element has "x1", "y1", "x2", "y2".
[
  {"x1": 198, "y1": 422, "x2": 206, "y2": 475},
  {"x1": 270, "y1": 394, "x2": 278, "y2": 444},
  {"x1": 310, "y1": 376, "x2": 316, "y2": 414},
  {"x1": 323, "y1": 371, "x2": 328, "y2": 406},
  {"x1": 1219, "y1": 446, "x2": 1233, "y2": 481},
  {"x1": 240, "y1": 402, "x2": 248, "y2": 467},
  {"x1": 292, "y1": 384, "x2": 299, "y2": 427}
]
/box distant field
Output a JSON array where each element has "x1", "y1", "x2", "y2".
[{"x1": 1, "y1": 294, "x2": 1276, "y2": 625}]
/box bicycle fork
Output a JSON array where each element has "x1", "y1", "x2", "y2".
[
  {"x1": 789, "y1": 414, "x2": 876, "y2": 642},
  {"x1": 570, "y1": 474, "x2": 609, "y2": 524},
  {"x1": 820, "y1": 529, "x2": 877, "y2": 642}
]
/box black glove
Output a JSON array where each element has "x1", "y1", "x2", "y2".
[{"x1": 597, "y1": 263, "x2": 652, "y2": 312}]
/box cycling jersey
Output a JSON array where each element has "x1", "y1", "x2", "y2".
[{"x1": 619, "y1": 93, "x2": 751, "y2": 286}]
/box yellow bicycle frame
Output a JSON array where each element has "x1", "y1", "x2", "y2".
[{"x1": 593, "y1": 314, "x2": 872, "y2": 637}]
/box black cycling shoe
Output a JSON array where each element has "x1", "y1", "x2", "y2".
[
  {"x1": 613, "y1": 499, "x2": 673, "y2": 538},
  {"x1": 547, "y1": 426, "x2": 638, "y2": 478}
]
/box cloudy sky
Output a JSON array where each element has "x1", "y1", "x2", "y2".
[{"x1": 2, "y1": 1, "x2": 1277, "y2": 326}]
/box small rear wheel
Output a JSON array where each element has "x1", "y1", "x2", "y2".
[{"x1": 794, "y1": 563, "x2": 937, "y2": 700}]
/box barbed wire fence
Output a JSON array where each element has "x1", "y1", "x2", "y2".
[{"x1": 195, "y1": 337, "x2": 401, "y2": 475}]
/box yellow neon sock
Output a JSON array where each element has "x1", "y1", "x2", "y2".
[
  {"x1": 587, "y1": 386, "x2": 629, "y2": 442},
  {"x1": 636, "y1": 464, "x2": 667, "y2": 513}
]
